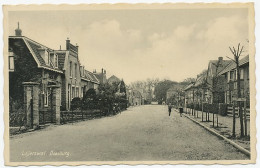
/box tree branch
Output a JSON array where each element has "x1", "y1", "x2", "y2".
[
  {"x1": 239, "y1": 46, "x2": 244, "y2": 57},
  {"x1": 226, "y1": 56, "x2": 236, "y2": 63},
  {"x1": 229, "y1": 47, "x2": 236, "y2": 56},
  {"x1": 237, "y1": 43, "x2": 240, "y2": 56}
]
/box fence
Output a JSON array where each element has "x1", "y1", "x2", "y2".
[
  {"x1": 186, "y1": 103, "x2": 228, "y2": 116},
  {"x1": 185, "y1": 103, "x2": 250, "y2": 119},
  {"x1": 60, "y1": 109, "x2": 107, "y2": 124},
  {"x1": 227, "y1": 106, "x2": 250, "y2": 119}
]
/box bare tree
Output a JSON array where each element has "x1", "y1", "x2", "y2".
[{"x1": 228, "y1": 43, "x2": 244, "y2": 137}]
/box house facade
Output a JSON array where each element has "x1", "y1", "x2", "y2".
[
  {"x1": 218, "y1": 55, "x2": 250, "y2": 106},
  {"x1": 9, "y1": 27, "x2": 64, "y2": 118},
  {"x1": 206, "y1": 57, "x2": 232, "y2": 103}
]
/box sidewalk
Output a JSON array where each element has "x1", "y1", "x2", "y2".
[{"x1": 177, "y1": 108, "x2": 250, "y2": 152}]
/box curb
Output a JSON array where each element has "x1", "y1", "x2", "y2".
[{"x1": 182, "y1": 112, "x2": 251, "y2": 157}]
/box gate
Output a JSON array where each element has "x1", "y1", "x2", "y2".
[{"x1": 39, "y1": 85, "x2": 61, "y2": 125}]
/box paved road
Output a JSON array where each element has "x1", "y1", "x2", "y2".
[{"x1": 9, "y1": 105, "x2": 249, "y2": 162}]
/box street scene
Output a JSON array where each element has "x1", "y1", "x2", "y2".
[
  {"x1": 10, "y1": 105, "x2": 248, "y2": 162},
  {"x1": 5, "y1": 3, "x2": 255, "y2": 164}
]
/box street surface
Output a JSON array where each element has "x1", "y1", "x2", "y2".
[{"x1": 10, "y1": 105, "x2": 249, "y2": 162}]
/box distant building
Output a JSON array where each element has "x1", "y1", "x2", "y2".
[
  {"x1": 127, "y1": 89, "x2": 143, "y2": 106},
  {"x1": 93, "y1": 68, "x2": 107, "y2": 84},
  {"x1": 107, "y1": 75, "x2": 121, "y2": 84}
]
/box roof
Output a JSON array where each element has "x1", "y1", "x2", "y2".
[
  {"x1": 218, "y1": 55, "x2": 249, "y2": 75},
  {"x1": 9, "y1": 36, "x2": 63, "y2": 73},
  {"x1": 108, "y1": 75, "x2": 121, "y2": 84},
  {"x1": 82, "y1": 70, "x2": 100, "y2": 84},
  {"x1": 183, "y1": 83, "x2": 194, "y2": 91},
  {"x1": 208, "y1": 59, "x2": 232, "y2": 77},
  {"x1": 194, "y1": 72, "x2": 207, "y2": 88}
]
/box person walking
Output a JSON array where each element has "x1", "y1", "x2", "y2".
[
  {"x1": 179, "y1": 102, "x2": 183, "y2": 117},
  {"x1": 168, "y1": 103, "x2": 172, "y2": 116}
]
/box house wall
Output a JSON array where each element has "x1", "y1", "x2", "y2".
[
  {"x1": 62, "y1": 40, "x2": 82, "y2": 110},
  {"x1": 9, "y1": 38, "x2": 63, "y2": 112},
  {"x1": 9, "y1": 38, "x2": 42, "y2": 108},
  {"x1": 222, "y1": 64, "x2": 250, "y2": 106}
]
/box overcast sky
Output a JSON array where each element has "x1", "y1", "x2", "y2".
[{"x1": 8, "y1": 8, "x2": 249, "y2": 84}]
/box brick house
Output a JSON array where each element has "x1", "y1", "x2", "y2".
[
  {"x1": 218, "y1": 55, "x2": 250, "y2": 106},
  {"x1": 9, "y1": 26, "x2": 64, "y2": 117},
  {"x1": 56, "y1": 39, "x2": 100, "y2": 110},
  {"x1": 205, "y1": 57, "x2": 232, "y2": 103}
]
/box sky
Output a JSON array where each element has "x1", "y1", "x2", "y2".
[{"x1": 8, "y1": 8, "x2": 249, "y2": 84}]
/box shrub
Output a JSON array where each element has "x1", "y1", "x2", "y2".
[{"x1": 71, "y1": 97, "x2": 82, "y2": 111}]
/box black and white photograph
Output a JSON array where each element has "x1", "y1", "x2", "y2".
[{"x1": 2, "y1": 2, "x2": 256, "y2": 166}]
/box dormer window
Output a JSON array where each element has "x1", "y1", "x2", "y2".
[
  {"x1": 49, "y1": 52, "x2": 54, "y2": 66},
  {"x1": 48, "y1": 52, "x2": 58, "y2": 68},
  {"x1": 9, "y1": 50, "x2": 14, "y2": 71},
  {"x1": 38, "y1": 48, "x2": 49, "y2": 65}
]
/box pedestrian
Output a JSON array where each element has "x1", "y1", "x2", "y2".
[{"x1": 168, "y1": 103, "x2": 172, "y2": 116}]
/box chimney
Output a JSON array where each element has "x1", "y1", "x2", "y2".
[
  {"x1": 218, "y1": 57, "x2": 223, "y2": 66},
  {"x1": 66, "y1": 38, "x2": 70, "y2": 50},
  {"x1": 15, "y1": 22, "x2": 22, "y2": 36},
  {"x1": 102, "y1": 68, "x2": 104, "y2": 73},
  {"x1": 59, "y1": 45, "x2": 61, "y2": 50}
]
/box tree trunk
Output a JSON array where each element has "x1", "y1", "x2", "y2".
[
  {"x1": 236, "y1": 64, "x2": 244, "y2": 137},
  {"x1": 232, "y1": 101, "x2": 236, "y2": 137}
]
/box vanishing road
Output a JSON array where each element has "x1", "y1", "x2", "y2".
[{"x1": 9, "y1": 105, "x2": 249, "y2": 162}]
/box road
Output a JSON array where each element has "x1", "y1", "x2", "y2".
[{"x1": 9, "y1": 105, "x2": 249, "y2": 162}]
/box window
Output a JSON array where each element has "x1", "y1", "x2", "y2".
[
  {"x1": 234, "y1": 82, "x2": 237, "y2": 90},
  {"x1": 55, "y1": 54, "x2": 58, "y2": 68},
  {"x1": 76, "y1": 87, "x2": 79, "y2": 97},
  {"x1": 70, "y1": 61, "x2": 72, "y2": 77},
  {"x1": 240, "y1": 69, "x2": 244, "y2": 79},
  {"x1": 81, "y1": 87, "x2": 84, "y2": 97},
  {"x1": 49, "y1": 52, "x2": 54, "y2": 66},
  {"x1": 9, "y1": 51, "x2": 14, "y2": 71},
  {"x1": 230, "y1": 71, "x2": 234, "y2": 81},
  {"x1": 72, "y1": 86, "x2": 75, "y2": 99},
  {"x1": 226, "y1": 91, "x2": 230, "y2": 104},
  {"x1": 75, "y1": 63, "x2": 77, "y2": 78},
  {"x1": 46, "y1": 51, "x2": 50, "y2": 65},
  {"x1": 241, "y1": 89, "x2": 244, "y2": 97},
  {"x1": 44, "y1": 84, "x2": 49, "y2": 107},
  {"x1": 68, "y1": 84, "x2": 71, "y2": 107}
]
